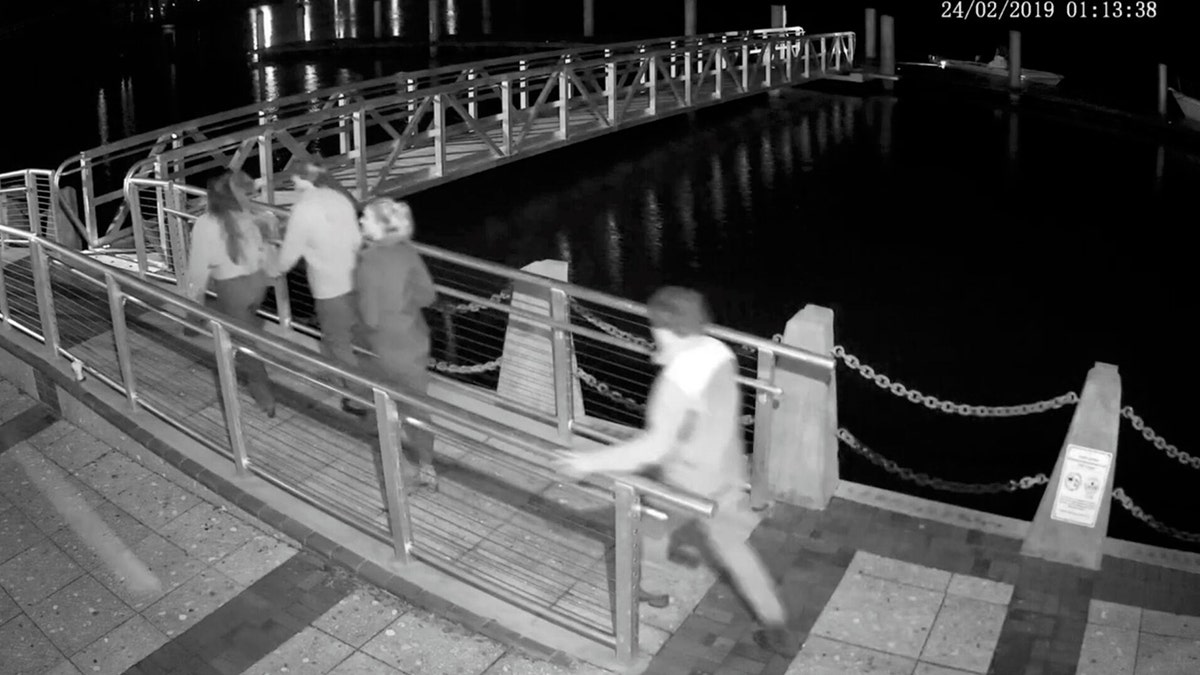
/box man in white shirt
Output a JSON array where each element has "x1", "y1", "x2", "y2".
[
  {"x1": 273, "y1": 161, "x2": 367, "y2": 415},
  {"x1": 556, "y1": 287, "x2": 795, "y2": 656}
]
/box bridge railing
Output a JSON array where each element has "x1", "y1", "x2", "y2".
[
  {"x1": 0, "y1": 214, "x2": 720, "y2": 664},
  {"x1": 52, "y1": 26, "x2": 813, "y2": 249},
  {"x1": 116, "y1": 30, "x2": 853, "y2": 215},
  {"x1": 120, "y1": 177, "x2": 834, "y2": 507}
]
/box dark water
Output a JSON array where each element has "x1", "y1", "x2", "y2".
[{"x1": 5, "y1": 1, "x2": 1200, "y2": 552}]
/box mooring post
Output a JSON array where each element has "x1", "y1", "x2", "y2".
[
  {"x1": 684, "y1": 0, "x2": 697, "y2": 36},
  {"x1": 1008, "y1": 30, "x2": 1022, "y2": 92},
  {"x1": 880, "y1": 15, "x2": 895, "y2": 91},
  {"x1": 428, "y1": 0, "x2": 441, "y2": 60},
  {"x1": 296, "y1": 2, "x2": 305, "y2": 38},
  {"x1": 374, "y1": 0, "x2": 383, "y2": 39},
  {"x1": 1157, "y1": 63, "x2": 1168, "y2": 117},
  {"x1": 481, "y1": 0, "x2": 492, "y2": 34},
  {"x1": 584, "y1": 0, "x2": 595, "y2": 37},
  {"x1": 865, "y1": 8, "x2": 877, "y2": 65},
  {"x1": 254, "y1": 8, "x2": 266, "y2": 58}
]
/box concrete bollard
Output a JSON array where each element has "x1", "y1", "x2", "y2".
[
  {"x1": 496, "y1": 260, "x2": 585, "y2": 424},
  {"x1": 767, "y1": 305, "x2": 839, "y2": 509},
  {"x1": 1021, "y1": 363, "x2": 1122, "y2": 570},
  {"x1": 1008, "y1": 30, "x2": 1022, "y2": 91},
  {"x1": 865, "y1": 8, "x2": 877, "y2": 63},
  {"x1": 1158, "y1": 63, "x2": 1168, "y2": 117}
]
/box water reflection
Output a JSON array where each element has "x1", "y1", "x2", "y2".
[
  {"x1": 643, "y1": 189, "x2": 663, "y2": 268},
  {"x1": 335, "y1": 0, "x2": 347, "y2": 39},
  {"x1": 675, "y1": 174, "x2": 698, "y2": 269},
  {"x1": 304, "y1": 2, "x2": 315, "y2": 41},
  {"x1": 97, "y1": 89, "x2": 110, "y2": 146},
  {"x1": 759, "y1": 130, "x2": 775, "y2": 192},
  {"x1": 445, "y1": 0, "x2": 459, "y2": 35},
  {"x1": 120, "y1": 77, "x2": 137, "y2": 139},
  {"x1": 390, "y1": 0, "x2": 403, "y2": 36},
  {"x1": 304, "y1": 64, "x2": 321, "y2": 93},
  {"x1": 604, "y1": 209, "x2": 622, "y2": 286}
]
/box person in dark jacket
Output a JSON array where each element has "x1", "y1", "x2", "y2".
[{"x1": 357, "y1": 198, "x2": 439, "y2": 489}]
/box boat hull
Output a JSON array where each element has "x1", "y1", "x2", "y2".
[
  {"x1": 1170, "y1": 89, "x2": 1200, "y2": 123},
  {"x1": 933, "y1": 59, "x2": 1063, "y2": 87}
]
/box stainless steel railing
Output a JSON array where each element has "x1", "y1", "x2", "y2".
[
  {"x1": 52, "y1": 26, "x2": 813, "y2": 247},
  {"x1": 0, "y1": 203, "x2": 716, "y2": 663}
]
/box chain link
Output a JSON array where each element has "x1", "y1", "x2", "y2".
[
  {"x1": 575, "y1": 366, "x2": 755, "y2": 425},
  {"x1": 837, "y1": 427, "x2": 1049, "y2": 494},
  {"x1": 1120, "y1": 405, "x2": 1200, "y2": 470},
  {"x1": 831, "y1": 346, "x2": 1079, "y2": 418},
  {"x1": 1112, "y1": 487, "x2": 1200, "y2": 544},
  {"x1": 439, "y1": 289, "x2": 513, "y2": 314},
  {"x1": 568, "y1": 299, "x2": 656, "y2": 350},
  {"x1": 429, "y1": 357, "x2": 502, "y2": 375}
]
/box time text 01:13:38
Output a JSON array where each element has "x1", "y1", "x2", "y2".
[{"x1": 940, "y1": 1, "x2": 1158, "y2": 20}]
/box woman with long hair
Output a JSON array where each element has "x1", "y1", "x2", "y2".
[
  {"x1": 186, "y1": 171, "x2": 277, "y2": 417},
  {"x1": 273, "y1": 159, "x2": 367, "y2": 416},
  {"x1": 357, "y1": 198, "x2": 439, "y2": 489}
]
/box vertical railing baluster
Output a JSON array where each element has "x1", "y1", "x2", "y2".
[
  {"x1": 374, "y1": 387, "x2": 415, "y2": 562},
  {"x1": 24, "y1": 172, "x2": 43, "y2": 239},
  {"x1": 163, "y1": 182, "x2": 188, "y2": 293},
  {"x1": 605, "y1": 53, "x2": 617, "y2": 125},
  {"x1": 0, "y1": 231, "x2": 10, "y2": 330},
  {"x1": 105, "y1": 273, "x2": 139, "y2": 410},
  {"x1": 750, "y1": 348, "x2": 777, "y2": 510},
  {"x1": 80, "y1": 155, "x2": 98, "y2": 247},
  {"x1": 558, "y1": 62, "x2": 570, "y2": 139},
  {"x1": 433, "y1": 94, "x2": 446, "y2": 177},
  {"x1": 353, "y1": 107, "x2": 369, "y2": 199},
  {"x1": 212, "y1": 322, "x2": 250, "y2": 474},
  {"x1": 804, "y1": 39, "x2": 811, "y2": 78},
  {"x1": 259, "y1": 130, "x2": 276, "y2": 205},
  {"x1": 126, "y1": 181, "x2": 150, "y2": 279},
  {"x1": 518, "y1": 60, "x2": 529, "y2": 109},
  {"x1": 647, "y1": 56, "x2": 658, "y2": 115},
  {"x1": 549, "y1": 288, "x2": 574, "y2": 443},
  {"x1": 501, "y1": 79, "x2": 514, "y2": 155},
  {"x1": 29, "y1": 241, "x2": 60, "y2": 354},
  {"x1": 741, "y1": 44, "x2": 750, "y2": 91},
  {"x1": 613, "y1": 481, "x2": 643, "y2": 664},
  {"x1": 338, "y1": 94, "x2": 351, "y2": 156}
]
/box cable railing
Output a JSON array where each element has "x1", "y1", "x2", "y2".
[
  {"x1": 51, "y1": 26, "x2": 816, "y2": 248},
  {"x1": 120, "y1": 177, "x2": 834, "y2": 505},
  {"x1": 0, "y1": 208, "x2": 721, "y2": 664}
]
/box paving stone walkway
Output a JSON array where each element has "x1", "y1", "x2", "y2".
[{"x1": 6, "y1": 369, "x2": 1200, "y2": 675}]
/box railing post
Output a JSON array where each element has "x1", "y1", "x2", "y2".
[
  {"x1": 763, "y1": 40, "x2": 773, "y2": 88},
  {"x1": 714, "y1": 47, "x2": 723, "y2": 98},
  {"x1": 29, "y1": 241, "x2": 60, "y2": 356},
  {"x1": 750, "y1": 348, "x2": 777, "y2": 510},
  {"x1": 258, "y1": 130, "x2": 276, "y2": 205},
  {"x1": 612, "y1": 481, "x2": 642, "y2": 664},
  {"x1": 865, "y1": 8, "x2": 878, "y2": 63},
  {"x1": 519, "y1": 60, "x2": 529, "y2": 109},
  {"x1": 820, "y1": 37, "x2": 827, "y2": 72},
  {"x1": 105, "y1": 273, "x2": 139, "y2": 410},
  {"x1": 558, "y1": 63, "x2": 571, "y2": 139},
  {"x1": 24, "y1": 173, "x2": 43, "y2": 239},
  {"x1": 212, "y1": 322, "x2": 251, "y2": 474},
  {"x1": 467, "y1": 70, "x2": 479, "y2": 118},
  {"x1": 741, "y1": 44, "x2": 750, "y2": 91},
  {"x1": 1157, "y1": 64, "x2": 1169, "y2": 118},
  {"x1": 803, "y1": 39, "x2": 811, "y2": 78},
  {"x1": 80, "y1": 155, "x2": 99, "y2": 247},
  {"x1": 606, "y1": 51, "x2": 618, "y2": 124},
  {"x1": 500, "y1": 79, "x2": 514, "y2": 155},
  {"x1": 548, "y1": 288, "x2": 575, "y2": 443},
  {"x1": 406, "y1": 78, "x2": 417, "y2": 115},
  {"x1": 669, "y1": 40, "x2": 678, "y2": 78},
  {"x1": 338, "y1": 94, "x2": 351, "y2": 156},
  {"x1": 0, "y1": 232, "x2": 10, "y2": 329},
  {"x1": 126, "y1": 182, "x2": 150, "y2": 279},
  {"x1": 647, "y1": 56, "x2": 658, "y2": 115},
  {"x1": 683, "y1": 45, "x2": 694, "y2": 105},
  {"x1": 163, "y1": 181, "x2": 188, "y2": 292},
  {"x1": 353, "y1": 107, "x2": 369, "y2": 200},
  {"x1": 833, "y1": 36, "x2": 842, "y2": 70},
  {"x1": 433, "y1": 94, "x2": 446, "y2": 177},
  {"x1": 374, "y1": 387, "x2": 415, "y2": 562}
]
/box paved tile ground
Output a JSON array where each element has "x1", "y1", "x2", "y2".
[{"x1": 0, "y1": 376, "x2": 608, "y2": 675}]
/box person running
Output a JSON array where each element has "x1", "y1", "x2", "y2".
[
  {"x1": 555, "y1": 286, "x2": 795, "y2": 655},
  {"x1": 185, "y1": 171, "x2": 277, "y2": 417},
  {"x1": 273, "y1": 159, "x2": 367, "y2": 416},
  {"x1": 356, "y1": 198, "x2": 440, "y2": 489}
]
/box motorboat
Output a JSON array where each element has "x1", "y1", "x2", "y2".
[
  {"x1": 928, "y1": 54, "x2": 1064, "y2": 87},
  {"x1": 1169, "y1": 88, "x2": 1200, "y2": 122}
]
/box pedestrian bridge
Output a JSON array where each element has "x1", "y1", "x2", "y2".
[{"x1": 3, "y1": 23, "x2": 1200, "y2": 675}]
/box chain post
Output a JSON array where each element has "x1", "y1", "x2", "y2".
[{"x1": 612, "y1": 481, "x2": 642, "y2": 664}]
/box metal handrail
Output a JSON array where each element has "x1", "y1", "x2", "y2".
[
  {"x1": 124, "y1": 177, "x2": 835, "y2": 380},
  {"x1": 0, "y1": 222, "x2": 715, "y2": 520}
]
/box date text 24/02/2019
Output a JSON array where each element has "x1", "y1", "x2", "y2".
[{"x1": 940, "y1": 1, "x2": 1158, "y2": 20}]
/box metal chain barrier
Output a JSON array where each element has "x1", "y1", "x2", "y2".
[
  {"x1": 575, "y1": 366, "x2": 755, "y2": 425},
  {"x1": 832, "y1": 346, "x2": 1079, "y2": 418},
  {"x1": 1112, "y1": 487, "x2": 1200, "y2": 544},
  {"x1": 568, "y1": 298, "x2": 656, "y2": 350},
  {"x1": 1120, "y1": 405, "x2": 1200, "y2": 470},
  {"x1": 439, "y1": 288, "x2": 513, "y2": 314},
  {"x1": 837, "y1": 427, "x2": 1050, "y2": 495},
  {"x1": 430, "y1": 357, "x2": 502, "y2": 375}
]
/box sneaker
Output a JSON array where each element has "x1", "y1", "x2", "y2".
[
  {"x1": 667, "y1": 544, "x2": 704, "y2": 569},
  {"x1": 638, "y1": 589, "x2": 671, "y2": 608},
  {"x1": 752, "y1": 625, "x2": 799, "y2": 657},
  {"x1": 418, "y1": 465, "x2": 439, "y2": 491}
]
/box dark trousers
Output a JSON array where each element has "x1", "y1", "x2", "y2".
[
  {"x1": 369, "y1": 335, "x2": 435, "y2": 470},
  {"x1": 315, "y1": 292, "x2": 360, "y2": 391},
  {"x1": 212, "y1": 272, "x2": 275, "y2": 411}
]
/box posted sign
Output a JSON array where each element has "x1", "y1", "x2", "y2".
[{"x1": 1050, "y1": 444, "x2": 1113, "y2": 528}]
